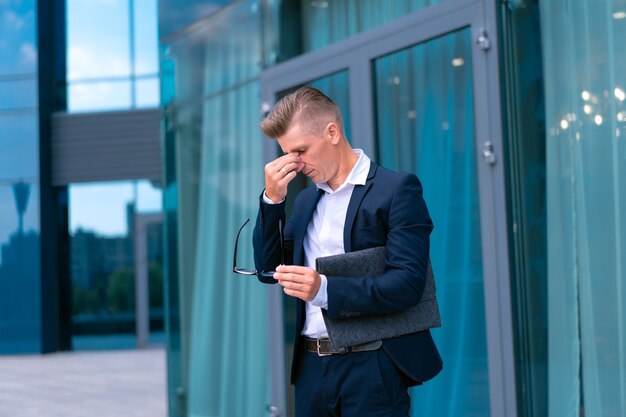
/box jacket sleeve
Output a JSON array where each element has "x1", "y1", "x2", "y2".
[
  {"x1": 325, "y1": 174, "x2": 433, "y2": 318},
  {"x1": 252, "y1": 191, "x2": 294, "y2": 284}
]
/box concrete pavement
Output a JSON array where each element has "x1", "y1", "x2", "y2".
[{"x1": 0, "y1": 348, "x2": 167, "y2": 417}]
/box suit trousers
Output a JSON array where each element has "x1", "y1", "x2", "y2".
[{"x1": 294, "y1": 342, "x2": 411, "y2": 417}]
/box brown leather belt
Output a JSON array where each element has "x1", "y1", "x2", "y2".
[{"x1": 304, "y1": 337, "x2": 382, "y2": 356}]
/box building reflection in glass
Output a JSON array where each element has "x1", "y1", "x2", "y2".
[
  {"x1": 0, "y1": 181, "x2": 41, "y2": 353},
  {"x1": 68, "y1": 180, "x2": 164, "y2": 350}
]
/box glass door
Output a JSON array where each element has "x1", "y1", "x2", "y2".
[
  {"x1": 374, "y1": 27, "x2": 489, "y2": 415},
  {"x1": 260, "y1": 1, "x2": 515, "y2": 416}
]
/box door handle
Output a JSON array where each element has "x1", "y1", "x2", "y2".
[{"x1": 482, "y1": 141, "x2": 497, "y2": 165}]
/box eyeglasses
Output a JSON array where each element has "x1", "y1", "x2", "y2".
[{"x1": 233, "y1": 218, "x2": 284, "y2": 278}]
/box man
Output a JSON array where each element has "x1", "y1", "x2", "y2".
[{"x1": 253, "y1": 87, "x2": 442, "y2": 416}]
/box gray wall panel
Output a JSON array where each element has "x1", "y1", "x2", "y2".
[{"x1": 51, "y1": 109, "x2": 162, "y2": 186}]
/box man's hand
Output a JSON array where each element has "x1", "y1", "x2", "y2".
[
  {"x1": 264, "y1": 153, "x2": 304, "y2": 203},
  {"x1": 274, "y1": 265, "x2": 321, "y2": 302}
]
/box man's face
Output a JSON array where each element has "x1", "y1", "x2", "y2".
[{"x1": 277, "y1": 123, "x2": 337, "y2": 185}]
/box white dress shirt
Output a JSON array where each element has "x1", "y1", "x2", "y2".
[
  {"x1": 300, "y1": 149, "x2": 371, "y2": 338},
  {"x1": 263, "y1": 149, "x2": 371, "y2": 338}
]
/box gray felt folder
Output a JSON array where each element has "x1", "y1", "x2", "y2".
[{"x1": 316, "y1": 246, "x2": 441, "y2": 350}]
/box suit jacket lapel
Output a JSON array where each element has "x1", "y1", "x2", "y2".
[{"x1": 343, "y1": 162, "x2": 377, "y2": 253}]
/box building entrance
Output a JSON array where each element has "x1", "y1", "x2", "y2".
[{"x1": 260, "y1": 1, "x2": 516, "y2": 416}]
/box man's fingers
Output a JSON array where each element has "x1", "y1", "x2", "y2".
[
  {"x1": 276, "y1": 265, "x2": 310, "y2": 274},
  {"x1": 279, "y1": 161, "x2": 302, "y2": 174},
  {"x1": 273, "y1": 272, "x2": 301, "y2": 282},
  {"x1": 268, "y1": 153, "x2": 300, "y2": 169},
  {"x1": 276, "y1": 170, "x2": 297, "y2": 185}
]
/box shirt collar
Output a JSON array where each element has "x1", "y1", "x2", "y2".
[{"x1": 316, "y1": 149, "x2": 371, "y2": 194}]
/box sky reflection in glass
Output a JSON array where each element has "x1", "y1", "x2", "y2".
[
  {"x1": 66, "y1": 0, "x2": 160, "y2": 112},
  {"x1": 70, "y1": 180, "x2": 162, "y2": 236},
  {"x1": 0, "y1": 0, "x2": 38, "y2": 76}
]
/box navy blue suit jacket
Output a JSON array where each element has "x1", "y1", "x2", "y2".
[{"x1": 253, "y1": 162, "x2": 442, "y2": 386}]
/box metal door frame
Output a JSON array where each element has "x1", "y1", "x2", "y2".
[{"x1": 260, "y1": 1, "x2": 516, "y2": 416}]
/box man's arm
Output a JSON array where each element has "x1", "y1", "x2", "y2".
[
  {"x1": 252, "y1": 153, "x2": 302, "y2": 283},
  {"x1": 325, "y1": 173, "x2": 433, "y2": 318},
  {"x1": 253, "y1": 194, "x2": 291, "y2": 284}
]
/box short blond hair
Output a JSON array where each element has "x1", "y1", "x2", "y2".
[{"x1": 260, "y1": 86, "x2": 344, "y2": 138}]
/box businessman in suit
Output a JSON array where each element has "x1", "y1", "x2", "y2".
[{"x1": 253, "y1": 87, "x2": 442, "y2": 416}]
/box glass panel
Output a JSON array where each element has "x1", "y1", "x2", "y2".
[
  {"x1": 67, "y1": 80, "x2": 132, "y2": 113},
  {"x1": 133, "y1": 0, "x2": 159, "y2": 76},
  {"x1": 182, "y1": 81, "x2": 270, "y2": 417},
  {"x1": 164, "y1": 0, "x2": 261, "y2": 104},
  {"x1": 0, "y1": 78, "x2": 38, "y2": 111},
  {"x1": 374, "y1": 28, "x2": 490, "y2": 416},
  {"x1": 159, "y1": 0, "x2": 230, "y2": 39},
  {"x1": 0, "y1": 181, "x2": 41, "y2": 353},
  {"x1": 264, "y1": 0, "x2": 448, "y2": 66},
  {"x1": 0, "y1": 112, "x2": 39, "y2": 180},
  {"x1": 0, "y1": 0, "x2": 38, "y2": 76},
  {"x1": 541, "y1": 1, "x2": 626, "y2": 416},
  {"x1": 500, "y1": 4, "x2": 548, "y2": 417},
  {"x1": 66, "y1": 0, "x2": 131, "y2": 81},
  {"x1": 135, "y1": 77, "x2": 160, "y2": 108},
  {"x1": 160, "y1": 70, "x2": 270, "y2": 414},
  {"x1": 69, "y1": 180, "x2": 164, "y2": 350}
]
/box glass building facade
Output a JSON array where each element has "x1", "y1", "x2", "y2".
[
  {"x1": 0, "y1": 0, "x2": 162, "y2": 355},
  {"x1": 158, "y1": 0, "x2": 626, "y2": 417},
  {"x1": 1, "y1": 1, "x2": 624, "y2": 417},
  {"x1": 0, "y1": 0, "x2": 42, "y2": 353}
]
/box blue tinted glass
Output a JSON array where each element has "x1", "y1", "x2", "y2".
[
  {"x1": 70, "y1": 181, "x2": 136, "y2": 235},
  {"x1": 183, "y1": 82, "x2": 269, "y2": 415},
  {"x1": 265, "y1": 0, "x2": 449, "y2": 66},
  {"x1": 164, "y1": 0, "x2": 260, "y2": 103},
  {"x1": 159, "y1": 46, "x2": 175, "y2": 106},
  {"x1": 133, "y1": 0, "x2": 159, "y2": 76},
  {"x1": 374, "y1": 28, "x2": 490, "y2": 416},
  {"x1": 68, "y1": 80, "x2": 132, "y2": 113},
  {"x1": 159, "y1": 0, "x2": 230, "y2": 38},
  {"x1": 0, "y1": 78, "x2": 38, "y2": 110},
  {"x1": 69, "y1": 180, "x2": 164, "y2": 350},
  {"x1": 0, "y1": 181, "x2": 41, "y2": 353},
  {"x1": 135, "y1": 77, "x2": 160, "y2": 108},
  {"x1": 0, "y1": 0, "x2": 38, "y2": 76},
  {"x1": 66, "y1": 0, "x2": 130, "y2": 80},
  {"x1": 0, "y1": 113, "x2": 39, "y2": 180}
]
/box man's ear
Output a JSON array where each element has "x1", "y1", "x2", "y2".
[{"x1": 326, "y1": 122, "x2": 341, "y2": 145}]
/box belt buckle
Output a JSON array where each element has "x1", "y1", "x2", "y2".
[{"x1": 316, "y1": 339, "x2": 332, "y2": 357}]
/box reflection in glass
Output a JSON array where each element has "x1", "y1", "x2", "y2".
[
  {"x1": 69, "y1": 180, "x2": 163, "y2": 350},
  {"x1": 0, "y1": 78, "x2": 38, "y2": 111},
  {"x1": 0, "y1": 181, "x2": 41, "y2": 353},
  {"x1": 264, "y1": 0, "x2": 447, "y2": 65},
  {"x1": 133, "y1": 0, "x2": 160, "y2": 76},
  {"x1": 66, "y1": 0, "x2": 131, "y2": 80},
  {"x1": 0, "y1": 112, "x2": 39, "y2": 180},
  {"x1": 66, "y1": 0, "x2": 160, "y2": 113},
  {"x1": 158, "y1": 0, "x2": 228, "y2": 39},
  {"x1": 374, "y1": 29, "x2": 489, "y2": 416},
  {"x1": 135, "y1": 77, "x2": 160, "y2": 108},
  {"x1": 165, "y1": 0, "x2": 260, "y2": 104},
  {"x1": 0, "y1": 0, "x2": 38, "y2": 76},
  {"x1": 68, "y1": 80, "x2": 132, "y2": 113},
  {"x1": 542, "y1": 1, "x2": 626, "y2": 415}
]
